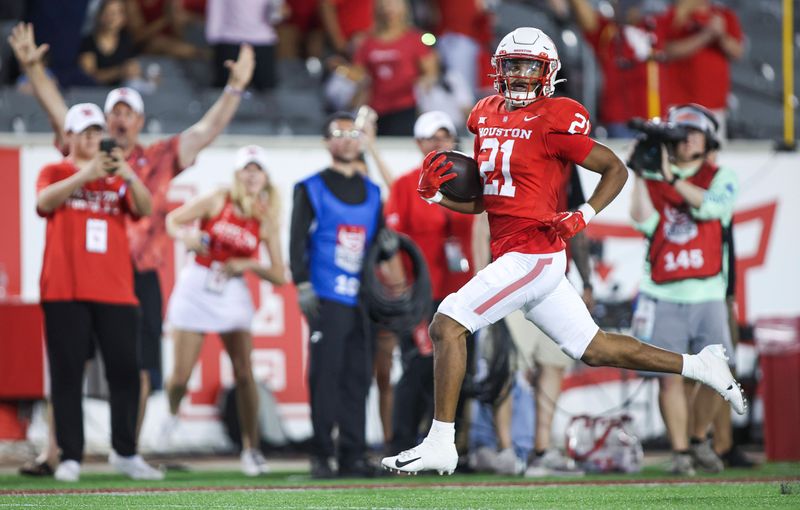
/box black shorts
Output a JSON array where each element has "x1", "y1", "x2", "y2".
[{"x1": 134, "y1": 269, "x2": 163, "y2": 390}]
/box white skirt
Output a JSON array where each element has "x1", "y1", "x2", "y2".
[{"x1": 166, "y1": 261, "x2": 255, "y2": 333}]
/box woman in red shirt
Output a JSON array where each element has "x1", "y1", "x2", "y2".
[
  {"x1": 37, "y1": 103, "x2": 158, "y2": 482},
  {"x1": 353, "y1": 0, "x2": 438, "y2": 136},
  {"x1": 164, "y1": 145, "x2": 286, "y2": 476}
]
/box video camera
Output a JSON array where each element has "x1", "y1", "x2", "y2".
[{"x1": 625, "y1": 118, "x2": 688, "y2": 174}]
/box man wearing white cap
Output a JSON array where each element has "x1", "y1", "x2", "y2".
[
  {"x1": 629, "y1": 103, "x2": 737, "y2": 475},
  {"x1": 10, "y1": 23, "x2": 256, "y2": 443},
  {"x1": 36, "y1": 103, "x2": 160, "y2": 481},
  {"x1": 384, "y1": 111, "x2": 475, "y2": 456}
]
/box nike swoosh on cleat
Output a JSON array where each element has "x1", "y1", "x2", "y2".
[{"x1": 395, "y1": 457, "x2": 421, "y2": 468}]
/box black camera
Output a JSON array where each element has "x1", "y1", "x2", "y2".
[{"x1": 626, "y1": 118, "x2": 688, "y2": 173}]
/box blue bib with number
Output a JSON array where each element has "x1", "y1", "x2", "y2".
[{"x1": 302, "y1": 173, "x2": 381, "y2": 306}]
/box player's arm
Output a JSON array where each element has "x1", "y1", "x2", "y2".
[
  {"x1": 177, "y1": 44, "x2": 254, "y2": 169},
  {"x1": 578, "y1": 142, "x2": 629, "y2": 214},
  {"x1": 436, "y1": 195, "x2": 485, "y2": 215},
  {"x1": 8, "y1": 23, "x2": 68, "y2": 142}
]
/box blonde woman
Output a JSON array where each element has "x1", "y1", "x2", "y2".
[{"x1": 165, "y1": 145, "x2": 286, "y2": 476}]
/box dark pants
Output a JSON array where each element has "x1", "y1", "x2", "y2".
[
  {"x1": 134, "y1": 270, "x2": 163, "y2": 390},
  {"x1": 308, "y1": 299, "x2": 372, "y2": 467},
  {"x1": 42, "y1": 301, "x2": 141, "y2": 462},
  {"x1": 213, "y1": 43, "x2": 277, "y2": 91},
  {"x1": 390, "y1": 354, "x2": 434, "y2": 454},
  {"x1": 376, "y1": 106, "x2": 417, "y2": 136}
]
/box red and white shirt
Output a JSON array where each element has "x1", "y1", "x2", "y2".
[
  {"x1": 467, "y1": 95, "x2": 595, "y2": 259},
  {"x1": 194, "y1": 197, "x2": 261, "y2": 267},
  {"x1": 37, "y1": 160, "x2": 139, "y2": 305},
  {"x1": 385, "y1": 167, "x2": 474, "y2": 300}
]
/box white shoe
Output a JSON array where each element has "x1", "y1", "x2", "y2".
[
  {"x1": 160, "y1": 414, "x2": 180, "y2": 447},
  {"x1": 524, "y1": 449, "x2": 584, "y2": 477},
  {"x1": 468, "y1": 446, "x2": 497, "y2": 473},
  {"x1": 493, "y1": 447, "x2": 525, "y2": 475},
  {"x1": 54, "y1": 460, "x2": 80, "y2": 482},
  {"x1": 381, "y1": 438, "x2": 458, "y2": 475},
  {"x1": 240, "y1": 448, "x2": 270, "y2": 477},
  {"x1": 688, "y1": 345, "x2": 747, "y2": 415},
  {"x1": 110, "y1": 451, "x2": 165, "y2": 480}
]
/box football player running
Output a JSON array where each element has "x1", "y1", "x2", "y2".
[{"x1": 381, "y1": 27, "x2": 746, "y2": 475}]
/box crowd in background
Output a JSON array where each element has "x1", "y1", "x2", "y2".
[
  {"x1": 1, "y1": 0, "x2": 746, "y2": 138},
  {"x1": 5, "y1": 0, "x2": 759, "y2": 483}
]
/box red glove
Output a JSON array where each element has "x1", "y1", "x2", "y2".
[
  {"x1": 549, "y1": 204, "x2": 596, "y2": 239},
  {"x1": 417, "y1": 151, "x2": 456, "y2": 203}
]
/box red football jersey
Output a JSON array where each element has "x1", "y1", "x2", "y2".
[{"x1": 467, "y1": 95, "x2": 595, "y2": 259}]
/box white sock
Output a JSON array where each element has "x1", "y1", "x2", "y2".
[
  {"x1": 427, "y1": 419, "x2": 455, "y2": 443},
  {"x1": 681, "y1": 353, "x2": 701, "y2": 380}
]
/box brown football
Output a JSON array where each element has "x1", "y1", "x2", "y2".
[{"x1": 436, "y1": 150, "x2": 482, "y2": 202}]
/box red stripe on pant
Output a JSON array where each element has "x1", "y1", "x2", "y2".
[{"x1": 472, "y1": 257, "x2": 553, "y2": 315}]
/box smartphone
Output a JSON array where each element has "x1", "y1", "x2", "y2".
[
  {"x1": 100, "y1": 138, "x2": 118, "y2": 173},
  {"x1": 100, "y1": 138, "x2": 117, "y2": 154}
]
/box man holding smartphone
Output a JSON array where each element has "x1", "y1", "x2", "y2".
[{"x1": 9, "y1": 22, "x2": 255, "y2": 457}]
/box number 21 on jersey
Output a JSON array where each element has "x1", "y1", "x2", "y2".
[{"x1": 479, "y1": 138, "x2": 516, "y2": 197}]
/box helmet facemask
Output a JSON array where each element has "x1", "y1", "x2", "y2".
[{"x1": 491, "y1": 55, "x2": 560, "y2": 107}]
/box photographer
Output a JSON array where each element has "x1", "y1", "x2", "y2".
[
  {"x1": 37, "y1": 103, "x2": 160, "y2": 482},
  {"x1": 628, "y1": 103, "x2": 738, "y2": 475}
]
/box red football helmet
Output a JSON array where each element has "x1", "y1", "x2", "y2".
[{"x1": 491, "y1": 27, "x2": 562, "y2": 107}]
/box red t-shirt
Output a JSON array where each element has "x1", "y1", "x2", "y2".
[
  {"x1": 37, "y1": 160, "x2": 138, "y2": 305},
  {"x1": 354, "y1": 30, "x2": 432, "y2": 115},
  {"x1": 330, "y1": 0, "x2": 373, "y2": 42},
  {"x1": 583, "y1": 17, "x2": 651, "y2": 124},
  {"x1": 655, "y1": 5, "x2": 742, "y2": 110},
  {"x1": 467, "y1": 95, "x2": 595, "y2": 259},
  {"x1": 125, "y1": 136, "x2": 186, "y2": 272},
  {"x1": 194, "y1": 197, "x2": 261, "y2": 267},
  {"x1": 435, "y1": 0, "x2": 483, "y2": 40},
  {"x1": 385, "y1": 167, "x2": 474, "y2": 300}
]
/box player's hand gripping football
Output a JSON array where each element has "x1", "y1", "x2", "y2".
[{"x1": 417, "y1": 151, "x2": 456, "y2": 204}]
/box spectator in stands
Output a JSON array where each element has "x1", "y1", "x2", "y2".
[
  {"x1": 21, "y1": 0, "x2": 94, "y2": 87},
  {"x1": 36, "y1": 102, "x2": 161, "y2": 482},
  {"x1": 206, "y1": 0, "x2": 286, "y2": 91},
  {"x1": 353, "y1": 0, "x2": 438, "y2": 136},
  {"x1": 125, "y1": 0, "x2": 206, "y2": 59},
  {"x1": 164, "y1": 145, "x2": 286, "y2": 476},
  {"x1": 629, "y1": 103, "x2": 737, "y2": 475},
  {"x1": 414, "y1": 59, "x2": 475, "y2": 135},
  {"x1": 290, "y1": 112, "x2": 385, "y2": 478},
  {"x1": 278, "y1": 0, "x2": 324, "y2": 61},
  {"x1": 10, "y1": 22, "x2": 256, "y2": 453},
  {"x1": 431, "y1": 0, "x2": 493, "y2": 98},
  {"x1": 384, "y1": 111, "x2": 475, "y2": 455},
  {"x1": 319, "y1": 0, "x2": 373, "y2": 57},
  {"x1": 79, "y1": 0, "x2": 144, "y2": 87},
  {"x1": 568, "y1": 0, "x2": 656, "y2": 137},
  {"x1": 656, "y1": 0, "x2": 743, "y2": 138}
]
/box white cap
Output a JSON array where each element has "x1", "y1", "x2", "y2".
[
  {"x1": 414, "y1": 111, "x2": 457, "y2": 139},
  {"x1": 64, "y1": 103, "x2": 106, "y2": 133},
  {"x1": 104, "y1": 87, "x2": 144, "y2": 114},
  {"x1": 235, "y1": 145, "x2": 269, "y2": 170}
]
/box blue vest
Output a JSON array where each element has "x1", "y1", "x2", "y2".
[{"x1": 302, "y1": 173, "x2": 381, "y2": 306}]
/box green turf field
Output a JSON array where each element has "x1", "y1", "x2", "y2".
[{"x1": 1, "y1": 462, "x2": 798, "y2": 509}]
